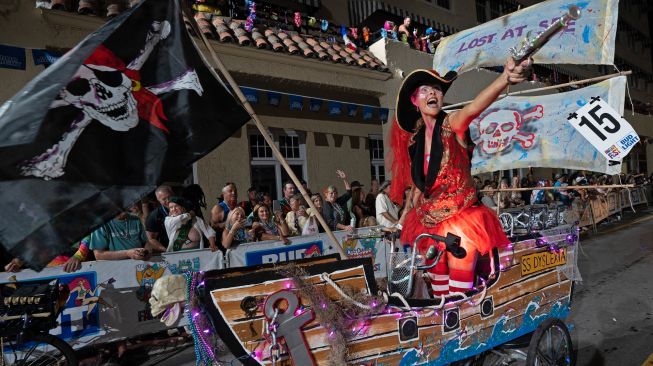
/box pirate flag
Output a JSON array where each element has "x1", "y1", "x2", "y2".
[{"x1": 0, "y1": 0, "x2": 249, "y2": 269}]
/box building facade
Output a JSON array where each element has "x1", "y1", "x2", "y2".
[{"x1": 1, "y1": 0, "x2": 651, "y2": 207}]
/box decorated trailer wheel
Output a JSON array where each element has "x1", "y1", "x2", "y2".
[{"x1": 526, "y1": 318, "x2": 574, "y2": 366}]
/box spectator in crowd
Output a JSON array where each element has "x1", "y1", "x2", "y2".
[
  {"x1": 145, "y1": 185, "x2": 173, "y2": 253},
  {"x1": 375, "y1": 180, "x2": 399, "y2": 228},
  {"x1": 210, "y1": 182, "x2": 244, "y2": 232},
  {"x1": 351, "y1": 184, "x2": 374, "y2": 227},
  {"x1": 520, "y1": 177, "x2": 532, "y2": 205},
  {"x1": 323, "y1": 170, "x2": 353, "y2": 231},
  {"x1": 285, "y1": 193, "x2": 308, "y2": 236},
  {"x1": 398, "y1": 17, "x2": 413, "y2": 45},
  {"x1": 164, "y1": 197, "x2": 217, "y2": 252},
  {"x1": 480, "y1": 184, "x2": 497, "y2": 208},
  {"x1": 128, "y1": 200, "x2": 150, "y2": 227},
  {"x1": 278, "y1": 181, "x2": 296, "y2": 216},
  {"x1": 510, "y1": 176, "x2": 525, "y2": 206},
  {"x1": 299, "y1": 179, "x2": 312, "y2": 196},
  {"x1": 90, "y1": 211, "x2": 150, "y2": 261},
  {"x1": 308, "y1": 193, "x2": 327, "y2": 233},
  {"x1": 554, "y1": 174, "x2": 572, "y2": 205},
  {"x1": 365, "y1": 179, "x2": 380, "y2": 215},
  {"x1": 360, "y1": 216, "x2": 378, "y2": 227},
  {"x1": 531, "y1": 180, "x2": 547, "y2": 204},
  {"x1": 54, "y1": 236, "x2": 93, "y2": 273},
  {"x1": 183, "y1": 184, "x2": 208, "y2": 220},
  {"x1": 3, "y1": 236, "x2": 93, "y2": 273},
  {"x1": 244, "y1": 186, "x2": 257, "y2": 216},
  {"x1": 497, "y1": 179, "x2": 512, "y2": 209},
  {"x1": 252, "y1": 203, "x2": 290, "y2": 243},
  {"x1": 222, "y1": 207, "x2": 255, "y2": 249}
]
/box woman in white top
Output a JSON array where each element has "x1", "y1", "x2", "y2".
[
  {"x1": 285, "y1": 194, "x2": 308, "y2": 236},
  {"x1": 165, "y1": 197, "x2": 217, "y2": 252},
  {"x1": 375, "y1": 180, "x2": 399, "y2": 228}
]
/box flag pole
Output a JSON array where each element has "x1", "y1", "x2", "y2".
[
  {"x1": 443, "y1": 70, "x2": 632, "y2": 110},
  {"x1": 183, "y1": 6, "x2": 349, "y2": 259}
]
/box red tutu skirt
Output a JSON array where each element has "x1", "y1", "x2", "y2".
[{"x1": 401, "y1": 204, "x2": 510, "y2": 256}]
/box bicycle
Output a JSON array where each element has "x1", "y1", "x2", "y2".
[{"x1": 1, "y1": 279, "x2": 78, "y2": 366}]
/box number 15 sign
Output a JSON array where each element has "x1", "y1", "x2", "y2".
[{"x1": 567, "y1": 96, "x2": 640, "y2": 161}]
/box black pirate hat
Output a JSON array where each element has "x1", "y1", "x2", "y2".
[{"x1": 395, "y1": 69, "x2": 457, "y2": 132}]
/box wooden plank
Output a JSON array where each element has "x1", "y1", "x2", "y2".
[
  {"x1": 217, "y1": 276, "x2": 370, "y2": 322},
  {"x1": 211, "y1": 266, "x2": 367, "y2": 303}
]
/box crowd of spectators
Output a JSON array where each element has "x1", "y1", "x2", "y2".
[
  {"x1": 476, "y1": 171, "x2": 653, "y2": 210},
  {"x1": 3, "y1": 169, "x2": 651, "y2": 273}
]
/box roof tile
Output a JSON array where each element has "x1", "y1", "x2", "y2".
[{"x1": 190, "y1": 15, "x2": 388, "y2": 72}]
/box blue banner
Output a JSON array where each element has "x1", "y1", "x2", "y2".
[
  {"x1": 289, "y1": 94, "x2": 303, "y2": 111},
  {"x1": 267, "y1": 91, "x2": 281, "y2": 106},
  {"x1": 241, "y1": 87, "x2": 259, "y2": 104},
  {"x1": 328, "y1": 101, "x2": 342, "y2": 116},
  {"x1": 0, "y1": 44, "x2": 26, "y2": 70},
  {"x1": 245, "y1": 241, "x2": 324, "y2": 266},
  {"x1": 32, "y1": 49, "x2": 61, "y2": 67},
  {"x1": 346, "y1": 104, "x2": 358, "y2": 117},
  {"x1": 379, "y1": 108, "x2": 389, "y2": 122},
  {"x1": 362, "y1": 106, "x2": 374, "y2": 120},
  {"x1": 309, "y1": 98, "x2": 322, "y2": 112}
]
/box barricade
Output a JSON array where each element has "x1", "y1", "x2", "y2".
[{"x1": 0, "y1": 249, "x2": 223, "y2": 349}]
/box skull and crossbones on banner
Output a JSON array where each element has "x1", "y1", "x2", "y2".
[
  {"x1": 20, "y1": 20, "x2": 204, "y2": 180},
  {"x1": 471, "y1": 104, "x2": 544, "y2": 155}
]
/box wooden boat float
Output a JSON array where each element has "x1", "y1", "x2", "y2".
[{"x1": 200, "y1": 225, "x2": 577, "y2": 365}]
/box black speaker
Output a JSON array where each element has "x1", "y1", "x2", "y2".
[
  {"x1": 480, "y1": 297, "x2": 494, "y2": 318},
  {"x1": 443, "y1": 308, "x2": 460, "y2": 333},
  {"x1": 398, "y1": 316, "x2": 419, "y2": 342}
]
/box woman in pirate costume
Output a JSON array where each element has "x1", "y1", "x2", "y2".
[{"x1": 389, "y1": 58, "x2": 532, "y2": 296}]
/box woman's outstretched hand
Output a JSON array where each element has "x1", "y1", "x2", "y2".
[{"x1": 504, "y1": 57, "x2": 533, "y2": 84}]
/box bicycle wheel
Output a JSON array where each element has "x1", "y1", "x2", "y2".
[
  {"x1": 3, "y1": 333, "x2": 78, "y2": 366},
  {"x1": 526, "y1": 318, "x2": 574, "y2": 366}
]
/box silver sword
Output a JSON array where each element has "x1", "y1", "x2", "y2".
[{"x1": 510, "y1": 5, "x2": 582, "y2": 62}]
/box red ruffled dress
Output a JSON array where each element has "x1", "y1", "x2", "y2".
[{"x1": 400, "y1": 119, "x2": 510, "y2": 256}]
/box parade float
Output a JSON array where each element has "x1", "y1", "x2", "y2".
[{"x1": 0, "y1": 0, "x2": 640, "y2": 365}]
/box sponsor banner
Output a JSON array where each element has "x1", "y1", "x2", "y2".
[
  {"x1": 567, "y1": 96, "x2": 639, "y2": 161},
  {"x1": 289, "y1": 94, "x2": 303, "y2": 111},
  {"x1": 0, "y1": 44, "x2": 26, "y2": 70},
  {"x1": 433, "y1": 0, "x2": 618, "y2": 75},
  {"x1": 241, "y1": 87, "x2": 259, "y2": 104},
  {"x1": 0, "y1": 249, "x2": 223, "y2": 349},
  {"x1": 470, "y1": 76, "x2": 625, "y2": 174},
  {"x1": 227, "y1": 227, "x2": 390, "y2": 278},
  {"x1": 32, "y1": 49, "x2": 61, "y2": 67}
]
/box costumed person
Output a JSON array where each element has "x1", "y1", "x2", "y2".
[{"x1": 389, "y1": 57, "x2": 532, "y2": 296}]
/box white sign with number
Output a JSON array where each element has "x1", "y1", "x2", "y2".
[{"x1": 567, "y1": 96, "x2": 639, "y2": 161}]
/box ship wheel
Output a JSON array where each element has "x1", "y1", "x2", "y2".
[{"x1": 526, "y1": 318, "x2": 574, "y2": 366}]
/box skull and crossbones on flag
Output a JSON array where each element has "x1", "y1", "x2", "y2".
[{"x1": 20, "y1": 20, "x2": 203, "y2": 180}]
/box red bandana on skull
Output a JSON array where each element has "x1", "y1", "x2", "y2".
[{"x1": 83, "y1": 44, "x2": 169, "y2": 133}]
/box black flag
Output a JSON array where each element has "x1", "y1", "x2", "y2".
[{"x1": 0, "y1": 0, "x2": 249, "y2": 269}]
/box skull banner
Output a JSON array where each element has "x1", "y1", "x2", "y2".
[
  {"x1": 469, "y1": 76, "x2": 626, "y2": 174},
  {"x1": 0, "y1": 0, "x2": 249, "y2": 269}
]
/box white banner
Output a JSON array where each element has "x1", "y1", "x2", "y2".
[
  {"x1": 0, "y1": 249, "x2": 223, "y2": 349},
  {"x1": 567, "y1": 96, "x2": 640, "y2": 161},
  {"x1": 470, "y1": 76, "x2": 626, "y2": 174},
  {"x1": 433, "y1": 0, "x2": 618, "y2": 75},
  {"x1": 226, "y1": 227, "x2": 390, "y2": 278}
]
